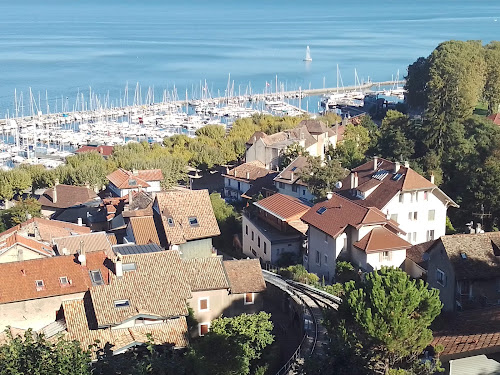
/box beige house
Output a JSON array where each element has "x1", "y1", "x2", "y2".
[
  {"x1": 0, "y1": 233, "x2": 54, "y2": 263},
  {"x1": 184, "y1": 257, "x2": 266, "y2": 336},
  {"x1": 245, "y1": 120, "x2": 334, "y2": 170},
  {"x1": 107, "y1": 168, "x2": 163, "y2": 197},
  {"x1": 0, "y1": 251, "x2": 108, "y2": 331},
  {"x1": 405, "y1": 233, "x2": 500, "y2": 312},
  {"x1": 222, "y1": 161, "x2": 277, "y2": 201},
  {"x1": 52, "y1": 232, "x2": 114, "y2": 258}
]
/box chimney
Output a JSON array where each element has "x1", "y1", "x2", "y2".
[
  {"x1": 476, "y1": 223, "x2": 484, "y2": 234},
  {"x1": 386, "y1": 210, "x2": 391, "y2": 220},
  {"x1": 85, "y1": 181, "x2": 90, "y2": 190},
  {"x1": 290, "y1": 171, "x2": 294, "y2": 181},
  {"x1": 78, "y1": 241, "x2": 86, "y2": 267},
  {"x1": 246, "y1": 171, "x2": 250, "y2": 180},
  {"x1": 115, "y1": 253, "x2": 123, "y2": 278},
  {"x1": 138, "y1": 185, "x2": 142, "y2": 193},
  {"x1": 430, "y1": 173, "x2": 435, "y2": 184},
  {"x1": 132, "y1": 169, "x2": 138, "y2": 176},
  {"x1": 404, "y1": 161, "x2": 410, "y2": 168},
  {"x1": 394, "y1": 161, "x2": 400, "y2": 173},
  {"x1": 234, "y1": 170, "x2": 237, "y2": 178},
  {"x1": 373, "y1": 156, "x2": 378, "y2": 171},
  {"x1": 128, "y1": 190, "x2": 133, "y2": 206},
  {"x1": 53, "y1": 180, "x2": 59, "y2": 203},
  {"x1": 77, "y1": 217, "x2": 83, "y2": 227},
  {"x1": 350, "y1": 172, "x2": 358, "y2": 189},
  {"x1": 326, "y1": 192, "x2": 333, "y2": 200},
  {"x1": 62, "y1": 247, "x2": 69, "y2": 256},
  {"x1": 226, "y1": 166, "x2": 229, "y2": 174}
]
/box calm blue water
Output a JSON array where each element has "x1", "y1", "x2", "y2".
[{"x1": 0, "y1": 0, "x2": 499, "y2": 114}]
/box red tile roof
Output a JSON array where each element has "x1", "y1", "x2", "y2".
[
  {"x1": 38, "y1": 184, "x2": 98, "y2": 209},
  {"x1": 336, "y1": 158, "x2": 457, "y2": 210},
  {"x1": 223, "y1": 161, "x2": 273, "y2": 182},
  {"x1": 0, "y1": 233, "x2": 54, "y2": 257},
  {"x1": 354, "y1": 227, "x2": 411, "y2": 253},
  {"x1": 106, "y1": 169, "x2": 163, "y2": 190},
  {"x1": 0, "y1": 251, "x2": 109, "y2": 304},
  {"x1": 128, "y1": 216, "x2": 161, "y2": 246},
  {"x1": 254, "y1": 193, "x2": 310, "y2": 221},
  {"x1": 301, "y1": 193, "x2": 402, "y2": 239},
  {"x1": 0, "y1": 218, "x2": 91, "y2": 243},
  {"x1": 432, "y1": 308, "x2": 500, "y2": 360},
  {"x1": 487, "y1": 113, "x2": 500, "y2": 126},
  {"x1": 274, "y1": 156, "x2": 310, "y2": 187},
  {"x1": 75, "y1": 145, "x2": 114, "y2": 157}
]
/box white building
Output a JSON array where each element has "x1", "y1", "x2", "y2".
[
  {"x1": 273, "y1": 156, "x2": 315, "y2": 203},
  {"x1": 245, "y1": 120, "x2": 336, "y2": 170},
  {"x1": 336, "y1": 157, "x2": 458, "y2": 246},
  {"x1": 301, "y1": 193, "x2": 410, "y2": 282},
  {"x1": 242, "y1": 193, "x2": 309, "y2": 265},
  {"x1": 106, "y1": 168, "x2": 163, "y2": 197}
]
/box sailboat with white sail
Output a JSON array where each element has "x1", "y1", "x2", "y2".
[{"x1": 303, "y1": 46, "x2": 312, "y2": 62}]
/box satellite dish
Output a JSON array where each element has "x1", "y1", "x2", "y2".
[
  {"x1": 422, "y1": 253, "x2": 430, "y2": 261},
  {"x1": 335, "y1": 181, "x2": 343, "y2": 189}
]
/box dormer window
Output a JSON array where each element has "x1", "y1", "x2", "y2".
[
  {"x1": 114, "y1": 299, "x2": 130, "y2": 308},
  {"x1": 59, "y1": 276, "x2": 69, "y2": 286},
  {"x1": 167, "y1": 217, "x2": 175, "y2": 227},
  {"x1": 188, "y1": 217, "x2": 199, "y2": 227},
  {"x1": 90, "y1": 270, "x2": 104, "y2": 286},
  {"x1": 128, "y1": 179, "x2": 137, "y2": 186},
  {"x1": 35, "y1": 280, "x2": 44, "y2": 291}
]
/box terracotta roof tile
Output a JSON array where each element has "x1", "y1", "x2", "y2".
[
  {"x1": 301, "y1": 193, "x2": 401, "y2": 238},
  {"x1": 432, "y1": 307, "x2": 500, "y2": 360},
  {"x1": 0, "y1": 251, "x2": 108, "y2": 304},
  {"x1": 223, "y1": 259, "x2": 266, "y2": 294},
  {"x1": 128, "y1": 216, "x2": 161, "y2": 246},
  {"x1": 90, "y1": 251, "x2": 191, "y2": 327},
  {"x1": 354, "y1": 227, "x2": 411, "y2": 253},
  {"x1": 75, "y1": 145, "x2": 114, "y2": 157},
  {"x1": 487, "y1": 113, "x2": 500, "y2": 126},
  {"x1": 0, "y1": 233, "x2": 54, "y2": 257},
  {"x1": 63, "y1": 298, "x2": 188, "y2": 359},
  {"x1": 106, "y1": 233, "x2": 118, "y2": 246},
  {"x1": 0, "y1": 218, "x2": 91, "y2": 243},
  {"x1": 52, "y1": 232, "x2": 114, "y2": 258},
  {"x1": 38, "y1": 184, "x2": 99, "y2": 209},
  {"x1": 183, "y1": 257, "x2": 230, "y2": 291},
  {"x1": 107, "y1": 168, "x2": 163, "y2": 190},
  {"x1": 254, "y1": 193, "x2": 310, "y2": 221},
  {"x1": 246, "y1": 131, "x2": 267, "y2": 145},
  {"x1": 299, "y1": 119, "x2": 328, "y2": 135},
  {"x1": 223, "y1": 161, "x2": 271, "y2": 182},
  {"x1": 336, "y1": 158, "x2": 458, "y2": 209},
  {"x1": 155, "y1": 188, "x2": 220, "y2": 245},
  {"x1": 274, "y1": 156, "x2": 310, "y2": 187}
]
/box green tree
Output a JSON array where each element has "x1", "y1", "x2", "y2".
[
  {"x1": 484, "y1": 42, "x2": 500, "y2": 114},
  {"x1": 279, "y1": 143, "x2": 308, "y2": 169},
  {"x1": 195, "y1": 124, "x2": 226, "y2": 139},
  {"x1": 3, "y1": 198, "x2": 42, "y2": 227},
  {"x1": 333, "y1": 123, "x2": 370, "y2": 169},
  {"x1": 0, "y1": 329, "x2": 92, "y2": 375},
  {"x1": 301, "y1": 157, "x2": 348, "y2": 200},
  {"x1": 209, "y1": 192, "x2": 240, "y2": 253},
  {"x1": 316, "y1": 267, "x2": 443, "y2": 375},
  {"x1": 404, "y1": 56, "x2": 430, "y2": 110},
  {"x1": 6, "y1": 169, "x2": 32, "y2": 196},
  {"x1": 423, "y1": 40, "x2": 486, "y2": 154}
]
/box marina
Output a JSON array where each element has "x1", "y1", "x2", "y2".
[{"x1": 0, "y1": 77, "x2": 405, "y2": 170}]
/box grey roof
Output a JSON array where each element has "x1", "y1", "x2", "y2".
[{"x1": 112, "y1": 243, "x2": 163, "y2": 255}]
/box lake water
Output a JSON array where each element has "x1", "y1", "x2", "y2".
[{"x1": 0, "y1": 0, "x2": 499, "y2": 114}]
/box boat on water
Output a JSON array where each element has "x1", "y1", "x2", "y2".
[{"x1": 303, "y1": 46, "x2": 312, "y2": 62}]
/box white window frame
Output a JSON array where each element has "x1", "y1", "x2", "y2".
[
  {"x1": 59, "y1": 276, "x2": 69, "y2": 285},
  {"x1": 315, "y1": 250, "x2": 321, "y2": 265},
  {"x1": 428, "y1": 209, "x2": 435, "y2": 221},
  {"x1": 198, "y1": 322, "x2": 210, "y2": 336},
  {"x1": 244, "y1": 292, "x2": 255, "y2": 305},
  {"x1": 436, "y1": 269, "x2": 446, "y2": 286},
  {"x1": 413, "y1": 232, "x2": 417, "y2": 242},
  {"x1": 399, "y1": 193, "x2": 404, "y2": 203},
  {"x1": 35, "y1": 280, "x2": 44, "y2": 290},
  {"x1": 198, "y1": 297, "x2": 209, "y2": 312}
]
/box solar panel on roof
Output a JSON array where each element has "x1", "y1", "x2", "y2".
[
  {"x1": 316, "y1": 207, "x2": 327, "y2": 215},
  {"x1": 372, "y1": 170, "x2": 389, "y2": 181},
  {"x1": 392, "y1": 173, "x2": 404, "y2": 181}
]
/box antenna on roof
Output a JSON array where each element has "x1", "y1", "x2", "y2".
[{"x1": 472, "y1": 204, "x2": 491, "y2": 228}]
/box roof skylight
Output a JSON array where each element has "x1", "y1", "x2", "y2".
[{"x1": 316, "y1": 207, "x2": 327, "y2": 215}]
